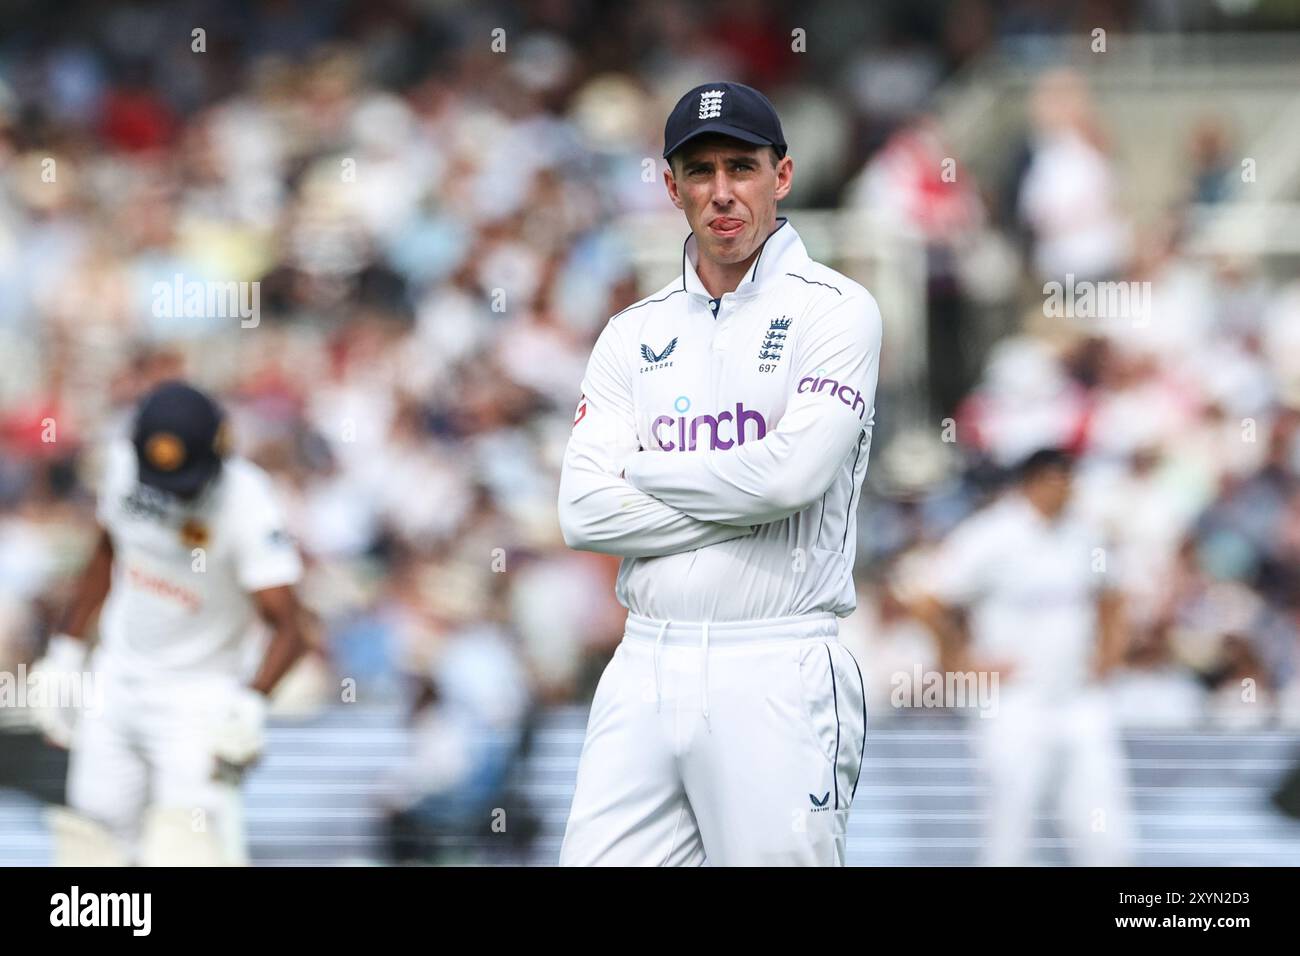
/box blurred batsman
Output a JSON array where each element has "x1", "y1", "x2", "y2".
[
  {"x1": 911, "y1": 449, "x2": 1135, "y2": 866},
  {"x1": 27, "y1": 382, "x2": 307, "y2": 865}
]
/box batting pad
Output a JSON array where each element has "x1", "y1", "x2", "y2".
[
  {"x1": 45, "y1": 806, "x2": 130, "y2": 867},
  {"x1": 139, "y1": 804, "x2": 240, "y2": 866}
]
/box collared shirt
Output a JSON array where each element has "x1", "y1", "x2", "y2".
[
  {"x1": 558, "y1": 218, "x2": 883, "y2": 623},
  {"x1": 928, "y1": 492, "x2": 1107, "y2": 695},
  {"x1": 95, "y1": 440, "x2": 303, "y2": 676}
]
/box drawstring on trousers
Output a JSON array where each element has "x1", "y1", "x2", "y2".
[
  {"x1": 700, "y1": 621, "x2": 710, "y2": 724},
  {"x1": 653, "y1": 621, "x2": 669, "y2": 711},
  {"x1": 650, "y1": 619, "x2": 712, "y2": 726}
]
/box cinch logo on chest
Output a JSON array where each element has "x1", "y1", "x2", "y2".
[{"x1": 650, "y1": 399, "x2": 770, "y2": 451}]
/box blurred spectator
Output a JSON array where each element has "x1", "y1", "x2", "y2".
[
  {"x1": 379, "y1": 616, "x2": 537, "y2": 863},
  {"x1": 1016, "y1": 69, "x2": 1131, "y2": 282}
]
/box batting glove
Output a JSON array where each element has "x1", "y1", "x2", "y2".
[
  {"x1": 27, "y1": 634, "x2": 88, "y2": 749},
  {"x1": 211, "y1": 686, "x2": 269, "y2": 769}
]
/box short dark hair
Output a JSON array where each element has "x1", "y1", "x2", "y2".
[{"x1": 1016, "y1": 447, "x2": 1075, "y2": 483}]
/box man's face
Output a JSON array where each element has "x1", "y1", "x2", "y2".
[
  {"x1": 665, "y1": 135, "x2": 793, "y2": 266},
  {"x1": 1025, "y1": 466, "x2": 1073, "y2": 519}
]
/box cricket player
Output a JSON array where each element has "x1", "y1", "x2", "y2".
[
  {"x1": 557, "y1": 82, "x2": 881, "y2": 865},
  {"x1": 28, "y1": 381, "x2": 307, "y2": 865},
  {"x1": 911, "y1": 448, "x2": 1134, "y2": 866}
]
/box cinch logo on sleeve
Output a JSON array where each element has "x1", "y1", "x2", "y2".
[
  {"x1": 649, "y1": 397, "x2": 770, "y2": 451},
  {"x1": 797, "y1": 373, "x2": 867, "y2": 420},
  {"x1": 50, "y1": 886, "x2": 151, "y2": 936}
]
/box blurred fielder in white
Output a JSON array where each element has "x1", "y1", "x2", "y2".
[
  {"x1": 29, "y1": 381, "x2": 307, "y2": 865},
  {"x1": 912, "y1": 448, "x2": 1135, "y2": 865}
]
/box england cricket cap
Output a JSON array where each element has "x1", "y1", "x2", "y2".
[
  {"x1": 132, "y1": 381, "x2": 229, "y2": 498},
  {"x1": 663, "y1": 82, "x2": 787, "y2": 162}
]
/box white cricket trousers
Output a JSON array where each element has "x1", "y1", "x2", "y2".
[
  {"x1": 66, "y1": 657, "x2": 248, "y2": 864},
  {"x1": 560, "y1": 612, "x2": 866, "y2": 866},
  {"x1": 975, "y1": 687, "x2": 1135, "y2": 866}
]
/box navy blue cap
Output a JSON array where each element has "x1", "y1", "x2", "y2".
[
  {"x1": 663, "y1": 82, "x2": 787, "y2": 162},
  {"x1": 131, "y1": 381, "x2": 229, "y2": 499}
]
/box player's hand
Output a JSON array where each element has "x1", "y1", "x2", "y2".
[
  {"x1": 211, "y1": 686, "x2": 268, "y2": 769},
  {"x1": 27, "y1": 634, "x2": 88, "y2": 749}
]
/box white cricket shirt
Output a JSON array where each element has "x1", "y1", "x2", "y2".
[
  {"x1": 928, "y1": 492, "x2": 1107, "y2": 696},
  {"x1": 95, "y1": 440, "x2": 303, "y2": 676},
  {"x1": 558, "y1": 218, "x2": 882, "y2": 622}
]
